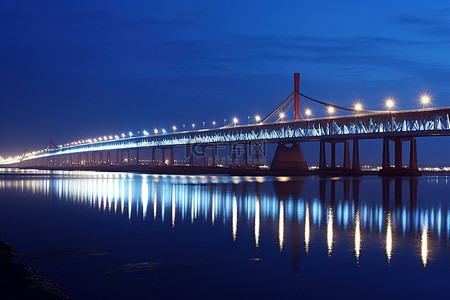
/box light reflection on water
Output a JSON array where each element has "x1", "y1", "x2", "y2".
[{"x1": 0, "y1": 170, "x2": 449, "y2": 270}]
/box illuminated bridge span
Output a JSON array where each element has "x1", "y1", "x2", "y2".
[{"x1": 4, "y1": 73, "x2": 450, "y2": 175}]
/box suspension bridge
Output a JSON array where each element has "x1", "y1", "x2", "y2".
[{"x1": 2, "y1": 73, "x2": 450, "y2": 176}]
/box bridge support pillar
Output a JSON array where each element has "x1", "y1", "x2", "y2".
[
  {"x1": 254, "y1": 143, "x2": 260, "y2": 169},
  {"x1": 127, "y1": 151, "x2": 130, "y2": 166},
  {"x1": 211, "y1": 144, "x2": 216, "y2": 167},
  {"x1": 395, "y1": 139, "x2": 402, "y2": 169},
  {"x1": 107, "y1": 151, "x2": 111, "y2": 166},
  {"x1": 319, "y1": 139, "x2": 326, "y2": 168},
  {"x1": 231, "y1": 143, "x2": 236, "y2": 168},
  {"x1": 201, "y1": 146, "x2": 206, "y2": 167},
  {"x1": 270, "y1": 143, "x2": 308, "y2": 172},
  {"x1": 170, "y1": 148, "x2": 174, "y2": 166},
  {"x1": 151, "y1": 148, "x2": 155, "y2": 167},
  {"x1": 136, "y1": 149, "x2": 140, "y2": 166},
  {"x1": 343, "y1": 140, "x2": 350, "y2": 169},
  {"x1": 331, "y1": 142, "x2": 336, "y2": 168},
  {"x1": 380, "y1": 137, "x2": 420, "y2": 176},
  {"x1": 188, "y1": 146, "x2": 194, "y2": 166},
  {"x1": 352, "y1": 138, "x2": 360, "y2": 172},
  {"x1": 243, "y1": 142, "x2": 248, "y2": 168},
  {"x1": 162, "y1": 148, "x2": 166, "y2": 166},
  {"x1": 410, "y1": 138, "x2": 417, "y2": 169}
]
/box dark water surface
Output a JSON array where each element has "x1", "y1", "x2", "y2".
[{"x1": 0, "y1": 168, "x2": 449, "y2": 299}]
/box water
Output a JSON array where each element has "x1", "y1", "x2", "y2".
[{"x1": 0, "y1": 169, "x2": 449, "y2": 299}]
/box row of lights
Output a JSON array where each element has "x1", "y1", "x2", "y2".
[{"x1": 60, "y1": 94, "x2": 433, "y2": 148}]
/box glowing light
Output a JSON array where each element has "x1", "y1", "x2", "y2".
[
  {"x1": 103, "y1": 136, "x2": 108, "y2": 140},
  {"x1": 233, "y1": 117, "x2": 238, "y2": 124},
  {"x1": 279, "y1": 112, "x2": 285, "y2": 119},
  {"x1": 421, "y1": 94, "x2": 431, "y2": 108},
  {"x1": 386, "y1": 213, "x2": 393, "y2": 264},
  {"x1": 172, "y1": 126, "x2": 177, "y2": 131},
  {"x1": 354, "y1": 102, "x2": 363, "y2": 112},
  {"x1": 212, "y1": 121, "x2": 216, "y2": 126},
  {"x1": 98, "y1": 137, "x2": 102, "y2": 141},
  {"x1": 327, "y1": 106, "x2": 335, "y2": 115},
  {"x1": 162, "y1": 129, "x2": 166, "y2": 134},
  {"x1": 327, "y1": 207, "x2": 333, "y2": 256},
  {"x1": 421, "y1": 218, "x2": 428, "y2": 267},
  {"x1": 232, "y1": 196, "x2": 237, "y2": 241},
  {"x1": 305, "y1": 109, "x2": 311, "y2": 117},
  {"x1": 255, "y1": 115, "x2": 261, "y2": 122},
  {"x1": 128, "y1": 131, "x2": 133, "y2": 137},
  {"x1": 255, "y1": 196, "x2": 260, "y2": 248},
  {"x1": 121, "y1": 133, "x2": 126, "y2": 138},
  {"x1": 154, "y1": 128, "x2": 158, "y2": 135},
  {"x1": 192, "y1": 123, "x2": 195, "y2": 129},
  {"x1": 305, "y1": 204, "x2": 310, "y2": 254},
  {"x1": 279, "y1": 201, "x2": 284, "y2": 251},
  {"x1": 386, "y1": 98, "x2": 394, "y2": 110},
  {"x1": 355, "y1": 210, "x2": 361, "y2": 262},
  {"x1": 143, "y1": 130, "x2": 149, "y2": 136},
  {"x1": 114, "y1": 135, "x2": 119, "y2": 139}
]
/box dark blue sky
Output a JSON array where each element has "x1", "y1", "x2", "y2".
[{"x1": 1, "y1": 0, "x2": 450, "y2": 164}]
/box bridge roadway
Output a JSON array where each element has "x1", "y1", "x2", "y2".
[{"x1": 15, "y1": 106, "x2": 450, "y2": 176}]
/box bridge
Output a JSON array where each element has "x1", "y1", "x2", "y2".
[{"x1": 2, "y1": 73, "x2": 450, "y2": 176}]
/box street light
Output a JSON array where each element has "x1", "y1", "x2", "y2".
[
  {"x1": 354, "y1": 102, "x2": 363, "y2": 112},
  {"x1": 154, "y1": 128, "x2": 158, "y2": 135},
  {"x1": 385, "y1": 98, "x2": 394, "y2": 111},
  {"x1": 327, "y1": 106, "x2": 335, "y2": 117},
  {"x1": 255, "y1": 115, "x2": 261, "y2": 123},
  {"x1": 305, "y1": 109, "x2": 311, "y2": 120},
  {"x1": 143, "y1": 130, "x2": 149, "y2": 136},
  {"x1": 172, "y1": 125, "x2": 177, "y2": 132},
  {"x1": 129, "y1": 131, "x2": 133, "y2": 137},
  {"x1": 212, "y1": 121, "x2": 216, "y2": 127},
  {"x1": 162, "y1": 129, "x2": 166, "y2": 134},
  {"x1": 279, "y1": 112, "x2": 285, "y2": 120},
  {"x1": 203, "y1": 121, "x2": 205, "y2": 129},
  {"x1": 421, "y1": 94, "x2": 430, "y2": 109},
  {"x1": 121, "y1": 133, "x2": 126, "y2": 138},
  {"x1": 192, "y1": 123, "x2": 195, "y2": 129},
  {"x1": 233, "y1": 117, "x2": 238, "y2": 126}
]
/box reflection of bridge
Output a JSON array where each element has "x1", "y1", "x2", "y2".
[
  {"x1": 4, "y1": 74, "x2": 450, "y2": 175},
  {"x1": 2, "y1": 171, "x2": 448, "y2": 268}
]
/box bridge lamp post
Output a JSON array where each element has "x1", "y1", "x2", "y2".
[
  {"x1": 154, "y1": 128, "x2": 158, "y2": 135},
  {"x1": 212, "y1": 121, "x2": 216, "y2": 128},
  {"x1": 255, "y1": 115, "x2": 261, "y2": 123},
  {"x1": 421, "y1": 94, "x2": 430, "y2": 109},
  {"x1": 192, "y1": 123, "x2": 195, "y2": 130},
  {"x1": 121, "y1": 133, "x2": 126, "y2": 138},
  {"x1": 354, "y1": 103, "x2": 363, "y2": 115},
  {"x1": 203, "y1": 121, "x2": 205, "y2": 129},
  {"x1": 172, "y1": 126, "x2": 177, "y2": 132},
  {"x1": 233, "y1": 117, "x2": 238, "y2": 127},
  {"x1": 129, "y1": 131, "x2": 133, "y2": 137},
  {"x1": 279, "y1": 112, "x2": 285, "y2": 121},
  {"x1": 143, "y1": 130, "x2": 149, "y2": 136},
  {"x1": 327, "y1": 106, "x2": 335, "y2": 118},
  {"x1": 183, "y1": 124, "x2": 186, "y2": 130},
  {"x1": 385, "y1": 98, "x2": 395, "y2": 132},
  {"x1": 305, "y1": 109, "x2": 311, "y2": 120}
]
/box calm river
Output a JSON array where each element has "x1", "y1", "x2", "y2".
[{"x1": 0, "y1": 169, "x2": 449, "y2": 299}]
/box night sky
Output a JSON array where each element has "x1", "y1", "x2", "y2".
[{"x1": 1, "y1": 0, "x2": 450, "y2": 164}]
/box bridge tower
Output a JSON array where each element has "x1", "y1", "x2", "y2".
[{"x1": 294, "y1": 73, "x2": 300, "y2": 121}]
